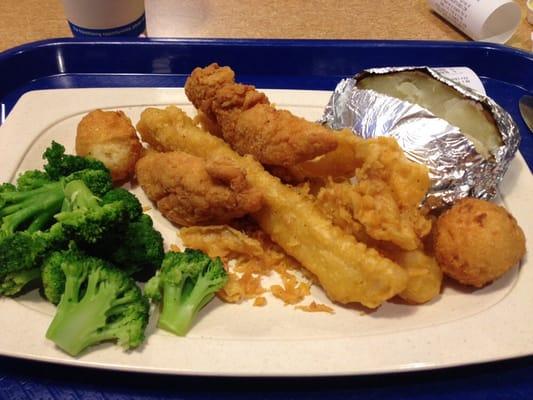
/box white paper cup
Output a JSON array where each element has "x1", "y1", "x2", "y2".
[
  {"x1": 428, "y1": 0, "x2": 521, "y2": 44},
  {"x1": 62, "y1": 0, "x2": 145, "y2": 38}
]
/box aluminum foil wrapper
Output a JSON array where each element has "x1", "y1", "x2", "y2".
[{"x1": 321, "y1": 66, "x2": 520, "y2": 208}]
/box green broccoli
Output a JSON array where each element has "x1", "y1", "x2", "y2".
[
  {"x1": 86, "y1": 213, "x2": 164, "y2": 278},
  {"x1": 145, "y1": 249, "x2": 227, "y2": 336},
  {"x1": 54, "y1": 179, "x2": 127, "y2": 244},
  {"x1": 101, "y1": 188, "x2": 143, "y2": 221},
  {"x1": 0, "y1": 179, "x2": 65, "y2": 237},
  {"x1": 41, "y1": 241, "x2": 76, "y2": 305},
  {"x1": 43, "y1": 213, "x2": 164, "y2": 301},
  {"x1": 45, "y1": 247, "x2": 149, "y2": 356},
  {"x1": 0, "y1": 224, "x2": 66, "y2": 296},
  {"x1": 81, "y1": 189, "x2": 163, "y2": 277},
  {"x1": 16, "y1": 170, "x2": 53, "y2": 191},
  {"x1": 64, "y1": 169, "x2": 113, "y2": 197},
  {"x1": 43, "y1": 141, "x2": 109, "y2": 180},
  {"x1": 0, "y1": 150, "x2": 113, "y2": 239}
]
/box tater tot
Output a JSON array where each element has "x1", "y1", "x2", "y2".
[
  {"x1": 76, "y1": 109, "x2": 142, "y2": 181},
  {"x1": 434, "y1": 198, "x2": 526, "y2": 288}
]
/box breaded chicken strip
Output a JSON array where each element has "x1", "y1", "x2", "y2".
[
  {"x1": 76, "y1": 109, "x2": 142, "y2": 182},
  {"x1": 136, "y1": 151, "x2": 263, "y2": 226},
  {"x1": 184, "y1": 63, "x2": 338, "y2": 167}
]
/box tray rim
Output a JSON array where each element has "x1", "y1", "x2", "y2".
[{"x1": 2, "y1": 37, "x2": 533, "y2": 59}]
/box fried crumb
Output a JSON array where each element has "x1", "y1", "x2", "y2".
[
  {"x1": 181, "y1": 224, "x2": 314, "y2": 307},
  {"x1": 253, "y1": 296, "x2": 267, "y2": 307},
  {"x1": 270, "y1": 269, "x2": 311, "y2": 305},
  {"x1": 295, "y1": 301, "x2": 335, "y2": 314},
  {"x1": 169, "y1": 244, "x2": 181, "y2": 252},
  {"x1": 218, "y1": 271, "x2": 265, "y2": 303}
]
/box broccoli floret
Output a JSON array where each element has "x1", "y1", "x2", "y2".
[
  {"x1": 0, "y1": 180, "x2": 66, "y2": 236},
  {"x1": 112, "y1": 214, "x2": 164, "y2": 276},
  {"x1": 145, "y1": 249, "x2": 227, "y2": 336},
  {"x1": 43, "y1": 141, "x2": 109, "y2": 180},
  {"x1": 86, "y1": 213, "x2": 164, "y2": 278},
  {"x1": 64, "y1": 169, "x2": 113, "y2": 197},
  {"x1": 0, "y1": 183, "x2": 16, "y2": 208},
  {"x1": 54, "y1": 180, "x2": 127, "y2": 244},
  {"x1": 101, "y1": 188, "x2": 143, "y2": 221},
  {"x1": 16, "y1": 170, "x2": 53, "y2": 191},
  {"x1": 45, "y1": 247, "x2": 149, "y2": 356},
  {"x1": 41, "y1": 243, "x2": 72, "y2": 305},
  {"x1": 0, "y1": 224, "x2": 66, "y2": 296}
]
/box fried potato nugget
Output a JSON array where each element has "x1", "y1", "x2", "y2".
[
  {"x1": 136, "y1": 151, "x2": 263, "y2": 226},
  {"x1": 76, "y1": 109, "x2": 142, "y2": 181},
  {"x1": 185, "y1": 63, "x2": 338, "y2": 167},
  {"x1": 434, "y1": 198, "x2": 526, "y2": 287},
  {"x1": 136, "y1": 106, "x2": 408, "y2": 308}
]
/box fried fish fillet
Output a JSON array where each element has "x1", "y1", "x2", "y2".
[
  {"x1": 184, "y1": 63, "x2": 338, "y2": 167},
  {"x1": 136, "y1": 106, "x2": 408, "y2": 308},
  {"x1": 136, "y1": 150, "x2": 263, "y2": 226}
]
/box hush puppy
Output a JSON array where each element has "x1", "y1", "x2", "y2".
[
  {"x1": 434, "y1": 198, "x2": 526, "y2": 287},
  {"x1": 76, "y1": 109, "x2": 142, "y2": 182}
]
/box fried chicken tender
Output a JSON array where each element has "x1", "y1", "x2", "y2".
[
  {"x1": 184, "y1": 63, "x2": 338, "y2": 167},
  {"x1": 278, "y1": 129, "x2": 362, "y2": 182},
  {"x1": 136, "y1": 106, "x2": 408, "y2": 308},
  {"x1": 434, "y1": 198, "x2": 526, "y2": 288},
  {"x1": 76, "y1": 109, "x2": 142, "y2": 181},
  {"x1": 135, "y1": 151, "x2": 263, "y2": 226}
]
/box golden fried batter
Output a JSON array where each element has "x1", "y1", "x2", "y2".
[
  {"x1": 76, "y1": 109, "x2": 142, "y2": 182},
  {"x1": 310, "y1": 135, "x2": 432, "y2": 251},
  {"x1": 385, "y1": 248, "x2": 442, "y2": 304},
  {"x1": 136, "y1": 106, "x2": 408, "y2": 308},
  {"x1": 184, "y1": 62, "x2": 236, "y2": 122},
  {"x1": 434, "y1": 198, "x2": 526, "y2": 287},
  {"x1": 184, "y1": 63, "x2": 338, "y2": 167},
  {"x1": 135, "y1": 151, "x2": 263, "y2": 226},
  {"x1": 315, "y1": 178, "x2": 430, "y2": 250}
]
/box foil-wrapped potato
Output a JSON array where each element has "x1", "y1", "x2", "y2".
[{"x1": 322, "y1": 67, "x2": 520, "y2": 208}]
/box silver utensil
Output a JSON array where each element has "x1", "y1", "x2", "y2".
[{"x1": 519, "y1": 95, "x2": 533, "y2": 133}]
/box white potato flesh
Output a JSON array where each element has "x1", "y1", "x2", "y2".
[{"x1": 358, "y1": 71, "x2": 502, "y2": 159}]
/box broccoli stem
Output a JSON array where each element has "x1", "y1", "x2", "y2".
[
  {"x1": 0, "y1": 267, "x2": 41, "y2": 296},
  {"x1": 158, "y1": 278, "x2": 215, "y2": 336},
  {"x1": 0, "y1": 182, "x2": 65, "y2": 234},
  {"x1": 63, "y1": 180, "x2": 100, "y2": 210},
  {"x1": 46, "y1": 268, "x2": 117, "y2": 356}
]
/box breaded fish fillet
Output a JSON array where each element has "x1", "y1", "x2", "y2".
[
  {"x1": 184, "y1": 63, "x2": 338, "y2": 167},
  {"x1": 136, "y1": 151, "x2": 263, "y2": 226}
]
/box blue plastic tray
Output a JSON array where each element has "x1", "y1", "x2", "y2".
[
  {"x1": 1, "y1": 38, "x2": 532, "y2": 167},
  {"x1": 0, "y1": 38, "x2": 532, "y2": 399}
]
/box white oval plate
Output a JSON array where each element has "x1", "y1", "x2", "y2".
[{"x1": 0, "y1": 88, "x2": 531, "y2": 376}]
